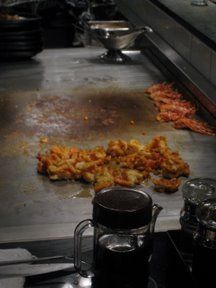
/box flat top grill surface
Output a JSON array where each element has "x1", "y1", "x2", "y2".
[{"x1": 0, "y1": 48, "x2": 215, "y2": 242}]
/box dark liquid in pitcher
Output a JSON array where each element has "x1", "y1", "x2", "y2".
[{"x1": 92, "y1": 234, "x2": 153, "y2": 288}]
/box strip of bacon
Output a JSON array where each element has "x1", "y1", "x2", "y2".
[
  {"x1": 145, "y1": 82, "x2": 174, "y2": 94},
  {"x1": 150, "y1": 90, "x2": 182, "y2": 100},
  {"x1": 156, "y1": 100, "x2": 196, "y2": 122},
  {"x1": 157, "y1": 111, "x2": 183, "y2": 122},
  {"x1": 152, "y1": 97, "x2": 182, "y2": 108},
  {"x1": 174, "y1": 118, "x2": 215, "y2": 136},
  {"x1": 159, "y1": 103, "x2": 196, "y2": 117},
  {"x1": 159, "y1": 100, "x2": 195, "y2": 110}
]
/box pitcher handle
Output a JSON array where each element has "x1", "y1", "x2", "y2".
[{"x1": 74, "y1": 219, "x2": 93, "y2": 278}]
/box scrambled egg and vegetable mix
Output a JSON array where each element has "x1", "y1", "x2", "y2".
[{"x1": 37, "y1": 136, "x2": 189, "y2": 193}]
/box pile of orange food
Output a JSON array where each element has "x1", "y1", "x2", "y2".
[
  {"x1": 37, "y1": 136, "x2": 189, "y2": 193},
  {"x1": 145, "y1": 83, "x2": 215, "y2": 136}
]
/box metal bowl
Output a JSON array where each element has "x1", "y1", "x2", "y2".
[{"x1": 87, "y1": 20, "x2": 150, "y2": 63}]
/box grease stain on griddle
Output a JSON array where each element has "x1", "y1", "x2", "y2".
[
  {"x1": 0, "y1": 87, "x2": 172, "y2": 160},
  {"x1": 55, "y1": 183, "x2": 93, "y2": 199},
  {"x1": 75, "y1": 188, "x2": 93, "y2": 198},
  {"x1": 0, "y1": 87, "x2": 175, "y2": 201},
  {"x1": 56, "y1": 190, "x2": 79, "y2": 200},
  {"x1": 17, "y1": 87, "x2": 158, "y2": 141}
]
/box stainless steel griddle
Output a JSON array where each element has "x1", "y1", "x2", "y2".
[{"x1": 0, "y1": 48, "x2": 215, "y2": 242}]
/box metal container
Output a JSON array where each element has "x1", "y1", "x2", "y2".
[{"x1": 87, "y1": 20, "x2": 152, "y2": 63}]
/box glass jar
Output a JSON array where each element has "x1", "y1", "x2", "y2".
[
  {"x1": 180, "y1": 178, "x2": 216, "y2": 235},
  {"x1": 192, "y1": 199, "x2": 216, "y2": 287},
  {"x1": 191, "y1": 0, "x2": 208, "y2": 6},
  {"x1": 74, "y1": 186, "x2": 162, "y2": 288}
]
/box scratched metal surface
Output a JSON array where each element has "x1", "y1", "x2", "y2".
[{"x1": 0, "y1": 47, "x2": 215, "y2": 242}]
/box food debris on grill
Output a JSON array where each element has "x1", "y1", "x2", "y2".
[
  {"x1": 37, "y1": 136, "x2": 189, "y2": 193},
  {"x1": 152, "y1": 177, "x2": 181, "y2": 193}
]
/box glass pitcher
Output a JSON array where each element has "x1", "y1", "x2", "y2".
[{"x1": 74, "y1": 186, "x2": 162, "y2": 288}]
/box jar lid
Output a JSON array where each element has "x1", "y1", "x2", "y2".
[
  {"x1": 196, "y1": 199, "x2": 216, "y2": 230},
  {"x1": 182, "y1": 178, "x2": 216, "y2": 205},
  {"x1": 92, "y1": 186, "x2": 152, "y2": 229}
]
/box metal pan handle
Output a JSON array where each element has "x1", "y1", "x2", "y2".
[{"x1": 134, "y1": 25, "x2": 153, "y2": 33}]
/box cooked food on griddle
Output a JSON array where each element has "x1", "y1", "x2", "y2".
[
  {"x1": 37, "y1": 136, "x2": 189, "y2": 193},
  {"x1": 0, "y1": 13, "x2": 21, "y2": 20},
  {"x1": 174, "y1": 117, "x2": 215, "y2": 136},
  {"x1": 145, "y1": 83, "x2": 175, "y2": 95},
  {"x1": 152, "y1": 177, "x2": 181, "y2": 193},
  {"x1": 145, "y1": 83, "x2": 215, "y2": 136}
]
